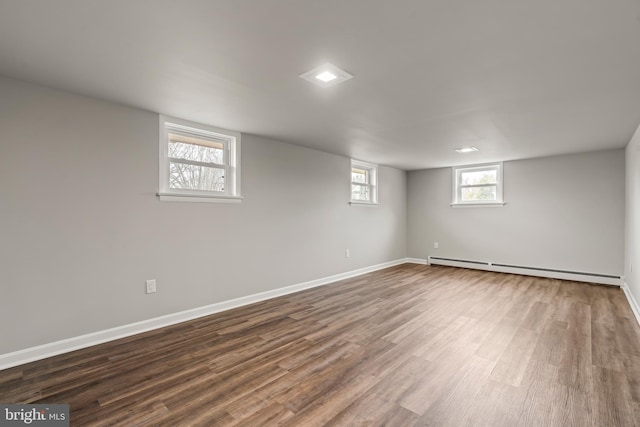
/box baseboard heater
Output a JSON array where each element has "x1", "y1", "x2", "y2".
[{"x1": 428, "y1": 256, "x2": 622, "y2": 286}]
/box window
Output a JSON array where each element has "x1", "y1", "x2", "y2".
[
  {"x1": 452, "y1": 163, "x2": 504, "y2": 206},
  {"x1": 350, "y1": 160, "x2": 378, "y2": 205},
  {"x1": 158, "y1": 116, "x2": 241, "y2": 203}
]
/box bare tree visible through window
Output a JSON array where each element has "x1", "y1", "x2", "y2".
[
  {"x1": 453, "y1": 163, "x2": 503, "y2": 205},
  {"x1": 459, "y1": 169, "x2": 497, "y2": 202},
  {"x1": 168, "y1": 134, "x2": 226, "y2": 192},
  {"x1": 159, "y1": 117, "x2": 241, "y2": 202},
  {"x1": 351, "y1": 167, "x2": 370, "y2": 201},
  {"x1": 350, "y1": 160, "x2": 378, "y2": 204}
]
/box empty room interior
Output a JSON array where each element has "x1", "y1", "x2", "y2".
[{"x1": 2, "y1": 1, "x2": 640, "y2": 426}]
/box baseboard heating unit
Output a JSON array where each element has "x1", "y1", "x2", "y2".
[{"x1": 428, "y1": 256, "x2": 622, "y2": 286}]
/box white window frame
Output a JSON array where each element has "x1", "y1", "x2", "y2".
[
  {"x1": 158, "y1": 115, "x2": 242, "y2": 203},
  {"x1": 451, "y1": 162, "x2": 505, "y2": 207},
  {"x1": 350, "y1": 159, "x2": 378, "y2": 205}
]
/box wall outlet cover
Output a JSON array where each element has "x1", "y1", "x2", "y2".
[{"x1": 146, "y1": 279, "x2": 157, "y2": 294}]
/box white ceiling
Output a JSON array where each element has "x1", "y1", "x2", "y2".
[{"x1": 1, "y1": 0, "x2": 639, "y2": 170}]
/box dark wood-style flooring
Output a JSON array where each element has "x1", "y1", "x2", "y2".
[{"x1": 2, "y1": 264, "x2": 640, "y2": 426}]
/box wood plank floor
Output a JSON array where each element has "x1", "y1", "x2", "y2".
[{"x1": 2, "y1": 264, "x2": 640, "y2": 426}]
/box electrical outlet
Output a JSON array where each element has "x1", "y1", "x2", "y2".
[
  {"x1": 434, "y1": 242, "x2": 439, "y2": 249},
  {"x1": 345, "y1": 249, "x2": 351, "y2": 258},
  {"x1": 146, "y1": 279, "x2": 157, "y2": 294}
]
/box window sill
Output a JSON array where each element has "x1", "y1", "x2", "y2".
[
  {"x1": 349, "y1": 201, "x2": 379, "y2": 207},
  {"x1": 157, "y1": 193, "x2": 243, "y2": 204},
  {"x1": 450, "y1": 202, "x2": 506, "y2": 208}
]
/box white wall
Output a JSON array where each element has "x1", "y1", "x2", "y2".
[
  {"x1": 408, "y1": 150, "x2": 625, "y2": 276},
  {"x1": 625, "y1": 124, "x2": 640, "y2": 314},
  {"x1": 0, "y1": 76, "x2": 407, "y2": 354}
]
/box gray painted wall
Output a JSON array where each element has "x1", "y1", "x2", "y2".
[
  {"x1": 0, "y1": 72, "x2": 632, "y2": 357},
  {"x1": 0, "y1": 76, "x2": 407, "y2": 354},
  {"x1": 408, "y1": 150, "x2": 625, "y2": 276},
  {"x1": 626, "y1": 125, "x2": 640, "y2": 308}
]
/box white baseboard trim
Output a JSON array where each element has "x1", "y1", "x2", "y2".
[
  {"x1": 426, "y1": 257, "x2": 621, "y2": 286},
  {"x1": 622, "y1": 282, "x2": 640, "y2": 327},
  {"x1": 0, "y1": 258, "x2": 409, "y2": 371},
  {"x1": 405, "y1": 258, "x2": 428, "y2": 265}
]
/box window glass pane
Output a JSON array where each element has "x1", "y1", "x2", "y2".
[
  {"x1": 352, "y1": 168, "x2": 369, "y2": 184},
  {"x1": 168, "y1": 133, "x2": 224, "y2": 164},
  {"x1": 461, "y1": 186, "x2": 497, "y2": 202},
  {"x1": 460, "y1": 169, "x2": 497, "y2": 186},
  {"x1": 351, "y1": 184, "x2": 370, "y2": 201},
  {"x1": 169, "y1": 162, "x2": 225, "y2": 192}
]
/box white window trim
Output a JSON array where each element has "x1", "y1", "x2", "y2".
[
  {"x1": 350, "y1": 159, "x2": 379, "y2": 206},
  {"x1": 157, "y1": 115, "x2": 242, "y2": 203},
  {"x1": 451, "y1": 162, "x2": 505, "y2": 207}
]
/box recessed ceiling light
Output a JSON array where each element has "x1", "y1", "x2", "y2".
[
  {"x1": 455, "y1": 147, "x2": 479, "y2": 153},
  {"x1": 315, "y1": 71, "x2": 337, "y2": 82},
  {"x1": 300, "y1": 63, "x2": 354, "y2": 87}
]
